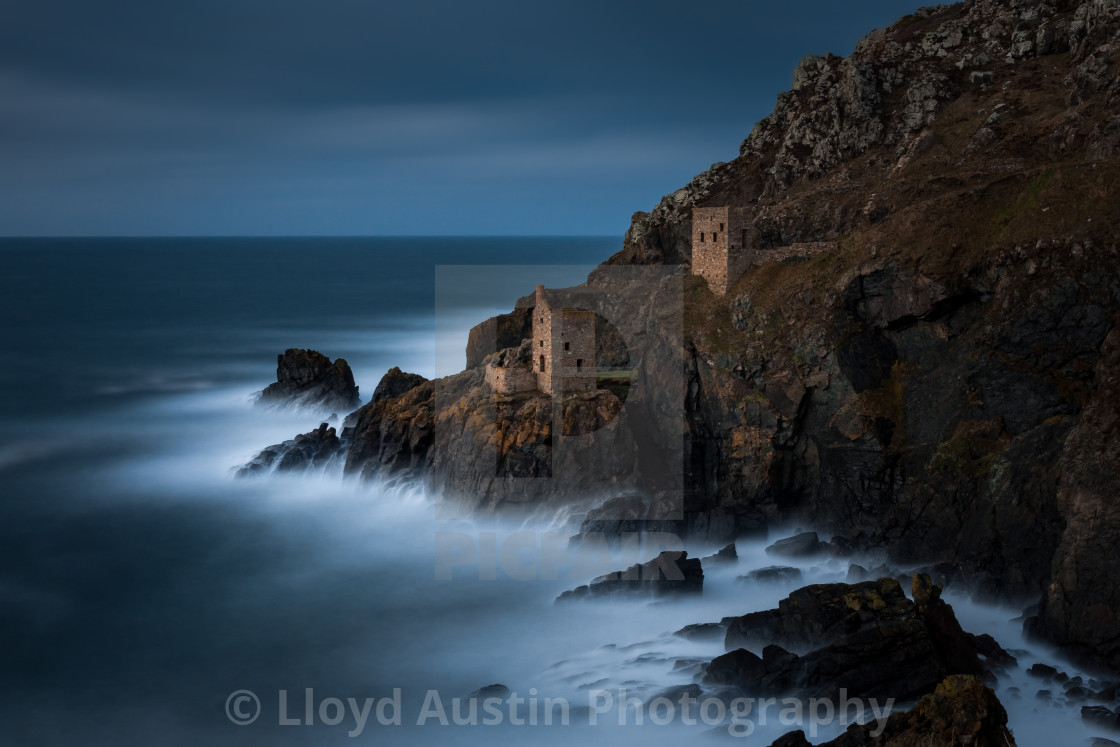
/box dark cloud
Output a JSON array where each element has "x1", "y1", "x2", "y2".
[{"x1": 0, "y1": 0, "x2": 928, "y2": 235}]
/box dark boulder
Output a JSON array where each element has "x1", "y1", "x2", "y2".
[
  {"x1": 765, "y1": 531, "x2": 828, "y2": 559},
  {"x1": 1084, "y1": 705, "x2": 1120, "y2": 731},
  {"x1": 701, "y1": 542, "x2": 738, "y2": 565},
  {"x1": 237, "y1": 423, "x2": 342, "y2": 476},
  {"x1": 673, "y1": 622, "x2": 726, "y2": 641},
  {"x1": 556, "y1": 551, "x2": 702, "y2": 601},
  {"x1": 741, "y1": 566, "x2": 803, "y2": 584},
  {"x1": 1027, "y1": 662, "x2": 1063, "y2": 681},
  {"x1": 257, "y1": 349, "x2": 360, "y2": 412},
  {"x1": 704, "y1": 648, "x2": 766, "y2": 689},
  {"x1": 846, "y1": 562, "x2": 895, "y2": 583},
  {"x1": 968, "y1": 632, "x2": 1018, "y2": 674}
]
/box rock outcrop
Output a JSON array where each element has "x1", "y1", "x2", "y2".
[
  {"x1": 236, "y1": 422, "x2": 342, "y2": 476},
  {"x1": 556, "y1": 551, "x2": 703, "y2": 601},
  {"x1": 708, "y1": 576, "x2": 997, "y2": 701},
  {"x1": 371, "y1": 366, "x2": 427, "y2": 404},
  {"x1": 765, "y1": 531, "x2": 829, "y2": 559},
  {"x1": 256, "y1": 349, "x2": 360, "y2": 412},
  {"x1": 340, "y1": 370, "x2": 638, "y2": 509},
  {"x1": 769, "y1": 675, "x2": 1016, "y2": 747}
]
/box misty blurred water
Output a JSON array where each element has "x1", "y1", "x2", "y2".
[{"x1": 0, "y1": 238, "x2": 1102, "y2": 745}]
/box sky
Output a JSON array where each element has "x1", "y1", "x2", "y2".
[{"x1": 0, "y1": 1, "x2": 929, "y2": 236}]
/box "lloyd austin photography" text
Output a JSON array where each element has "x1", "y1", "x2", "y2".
[{"x1": 225, "y1": 686, "x2": 896, "y2": 738}]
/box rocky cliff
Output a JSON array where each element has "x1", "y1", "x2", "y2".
[
  {"x1": 592, "y1": 0, "x2": 1120, "y2": 669},
  {"x1": 244, "y1": 0, "x2": 1120, "y2": 670}
]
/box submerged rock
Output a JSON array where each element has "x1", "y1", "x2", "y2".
[
  {"x1": 741, "y1": 566, "x2": 804, "y2": 585},
  {"x1": 1083, "y1": 705, "x2": 1120, "y2": 732},
  {"x1": 846, "y1": 562, "x2": 896, "y2": 583},
  {"x1": 257, "y1": 349, "x2": 360, "y2": 413},
  {"x1": 765, "y1": 531, "x2": 828, "y2": 559},
  {"x1": 237, "y1": 423, "x2": 342, "y2": 476},
  {"x1": 556, "y1": 551, "x2": 703, "y2": 601},
  {"x1": 467, "y1": 684, "x2": 511, "y2": 700},
  {"x1": 700, "y1": 543, "x2": 738, "y2": 565},
  {"x1": 969, "y1": 632, "x2": 1018, "y2": 674},
  {"x1": 1027, "y1": 662, "x2": 1065, "y2": 681},
  {"x1": 673, "y1": 622, "x2": 726, "y2": 641}
]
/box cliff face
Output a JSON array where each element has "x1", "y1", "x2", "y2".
[
  {"x1": 592, "y1": 0, "x2": 1120, "y2": 666},
  {"x1": 607, "y1": 0, "x2": 1120, "y2": 270},
  {"x1": 246, "y1": 0, "x2": 1120, "y2": 669},
  {"x1": 340, "y1": 370, "x2": 637, "y2": 511}
]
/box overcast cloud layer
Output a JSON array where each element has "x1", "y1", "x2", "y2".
[{"x1": 0, "y1": 1, "x2": 927, "y2": 236}]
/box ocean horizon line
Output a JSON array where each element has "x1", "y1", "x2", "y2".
[{"x1": 0, "y1": 234, "x2": 620, "y2": 241}]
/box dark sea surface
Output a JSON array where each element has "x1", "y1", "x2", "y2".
[{"x1": 0, "y1": 238, "x2": 1093, "y2": 745}]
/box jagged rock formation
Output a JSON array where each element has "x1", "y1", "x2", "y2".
[
  {"x1": 701, "y1": 542, "x2": 738, "y2": 565},
  {"x1": 339, "y1": 370, "x2": 637, "y2": 509},
  {"x1": 256, "y1": 349, "x2": 360, "y2": 412},
  {"x1": 769, "y1": 675, "x2": 1016, "y2": 747},
  {"x1": 707, "y1": 575, "x2": 995, "y2": 701},
  {"x1": 236, "y1": 422, "x2": 342, "y2": 476},
  {"x1": 765, "y1": 531, "x2": 829, "y2": 559},
  {"x1": 370, "y1": 366, "x2": 427, "y2": 403},
  {"x1": 556, "y1": 550, "x2": 703, "y2": 601}
]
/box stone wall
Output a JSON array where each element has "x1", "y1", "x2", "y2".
[
  {"x1": 532, "y1": 285, "x2": 554, "y2": 393},
  {"x1": 484, "y1": 362, "x2": 536, "y2": 394},
  {"x1": 693, "y1": 207, "x2": 836, "y2": 294},
  {"x1": 552, "y1": 309, "x2": 596, "y2": 393}
]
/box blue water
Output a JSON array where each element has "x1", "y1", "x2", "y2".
[{"x1": 0, "y1": 238, "x2": 1099, "y2": 746}]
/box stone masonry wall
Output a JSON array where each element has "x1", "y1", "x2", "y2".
[
  {"x1": 533, "y1": 285, "x2": 554, "y2": 394},
  {"x1": 532, "y1": 285, "x2": 596, "y2": 395},
  {"x1": 692, "y1": 207, "x2": 750, "y2": 295},
  {"x1": 552, "y1": 309, "x2": 596, "y2": 394},
  {"x1": 485, "y1": 363, "x2": 536, "y2": 394}
]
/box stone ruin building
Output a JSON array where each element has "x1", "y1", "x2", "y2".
[
  {"x1": 691, "y1": 207, "x2": 836, "y2": 295},
  {"x1": 485, "y1": 285, "x2": 596, "y2": 395}
]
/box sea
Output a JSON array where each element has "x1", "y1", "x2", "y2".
[{"x1": 0, "y1": 237, "x2": 1103, "y2": 745}]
